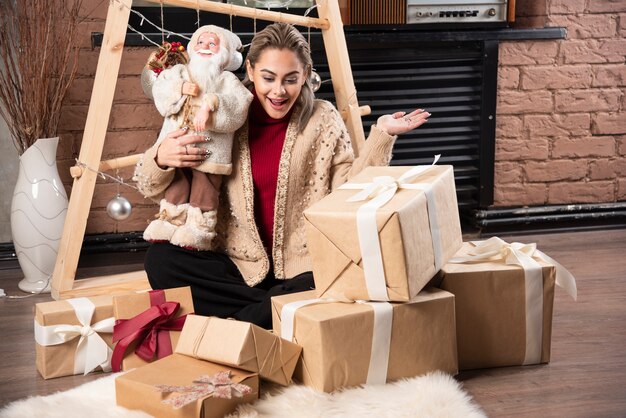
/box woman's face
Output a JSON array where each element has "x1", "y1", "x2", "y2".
[{"x1": 247, "y1": 48, "x2": 307, "y2": 120}]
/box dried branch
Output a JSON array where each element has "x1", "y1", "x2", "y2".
[{"x1": 0, "y1": 0, "x2": 84, "y2": 155}]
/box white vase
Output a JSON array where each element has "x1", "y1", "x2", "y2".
[{"x1": 10, "y1": 137, "x2": 68, "y2": 293}]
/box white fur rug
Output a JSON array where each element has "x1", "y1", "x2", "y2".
[{"x1": 1, "y1": 372, "x2": 485, "y2": 418}]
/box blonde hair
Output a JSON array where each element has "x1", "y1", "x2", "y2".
[{"x1": 243, "y1": 22, "x2": 314, "y2": 133}]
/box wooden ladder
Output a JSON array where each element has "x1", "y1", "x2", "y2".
[{"x1": 51, "y1": 0, "x2": 368, "y2": 299}]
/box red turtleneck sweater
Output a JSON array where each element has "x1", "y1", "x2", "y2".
[{"x1": 248, "y1": 92, "x2": 294, "y2": 252}]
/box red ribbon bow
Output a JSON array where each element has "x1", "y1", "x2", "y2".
[{"x1": 111, "y1": 290, "x2": 188, "y2": 372}]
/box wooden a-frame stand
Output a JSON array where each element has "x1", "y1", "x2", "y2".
[{"x1": 51, "y1": 0, "x2": 368, "y2": 300}]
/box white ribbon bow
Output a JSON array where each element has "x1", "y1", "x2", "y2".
[
  {"x1": 280, "y1": 298, "x2": 393, "y2": 385},
  {"x1": 338, "y1": 155, "x2": 443, "y2": 301},
  {"x1": 34, "y1": 298, "x2": 115, "y2": 375},
  {"x1": 449, "y1": 237, "x2": 577, "y2": 364}
]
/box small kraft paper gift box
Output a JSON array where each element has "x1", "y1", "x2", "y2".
[
  {"x1": 271, "y1": 288, "x2": 458, "y2": 393},
  {"x1": 176, "y1": 315, "x2": 302, "y2": 386},
  {"x1": 34, "y1": 295, "x2": 114, "y2": 379},
  {"x1": 116, "y1": 353, "x2": 259, "y2": 418},
  {"x1": 112, "y1": 286, "x2": 194, "y2": 371},
  {"x1": 435, "y1": 237, "x2": 578, "y2": 370},
  {"x1": 304, "y1": 162, "x2": 462, "y2": 302}
]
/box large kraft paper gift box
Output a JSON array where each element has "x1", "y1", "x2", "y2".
[
  {"x1": 271, "y1": 288, "x2": 458, "y2": 392},
  {"x1": 304, "y1": 164, "x2": 462, "y2": 302},
  {"x1": 116, "y1": 353, "x2": 259, "y2": 418},
  {"x1": 435, "y1": 237, "x2": 578, "y2": 370},
  {"x1": 112, "y1": 286, "x2": 194, "y2": 371},
  {"x1": 176, "y1": 315, "x2": 302, "y2": 386},
  {"x1": 35, "y1": 295, "x2": 114, "y2": 379}
]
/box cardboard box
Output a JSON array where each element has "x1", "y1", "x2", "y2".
[
  {"x1": 113, "y1": 287, "x2": 194, "y2": 371},
  {"x1": 271, "y1": 288, "x2": 458, "y2": 392},
  {"x1": 435, "y1": 241, "x2": 557, "y2": 369},
  {"x1": 116, "y1": 353, "x2": 259, "y2": 418},
  {"x1": 35, "y1": 295, "x2": 114, "y2": 379},
  {"x1": 176, "y1": 315, "x2": 301, "y2": 386},
  {"x1": 304, "y1": 165, "x2": 462, "y2": 302}
]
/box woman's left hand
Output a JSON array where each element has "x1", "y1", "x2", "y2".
[{"x1": 376, "y1": 109, "x2": 430, "y2": 136}]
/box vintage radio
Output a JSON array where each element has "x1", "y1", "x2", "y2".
[{"x1": 344, "y1": 0, "x2": 514, "y2": 26}]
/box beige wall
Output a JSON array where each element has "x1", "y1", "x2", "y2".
[{"x1": 493, "y1": 0, "x2": 626, "y2": 206}]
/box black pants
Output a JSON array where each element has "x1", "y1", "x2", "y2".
[{"x1": 144, "y1": 242, "x2": 315, "y2": 329}]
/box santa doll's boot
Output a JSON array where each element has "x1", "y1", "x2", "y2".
[
  {"x1": 170, "y1": 206, "x2": 217, "y2": 251},
  {"x1": 143, "y1": 199, "x2": 189, "y2": 243}
]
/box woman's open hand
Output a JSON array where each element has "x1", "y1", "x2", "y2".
[
  {"x1": 155, "y1": 128, "x2": 207, "y2": 169},
  {"x1": 376, "y1": 109, "x2": 430, "y2": 136}
]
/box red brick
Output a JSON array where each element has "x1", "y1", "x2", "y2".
[
  {"x1": 113, "y1": 76, "x2": 153, "y2": 104},
  {"x1": 66, "y1": 78, "x2": 95, "y2": 105},
  {"x1": 560, "y1": 40, "x2": 612, "y2": 64},
  {"x1": 495, "y1": 137, "x2": 550, "y2": 161},
  {"x1": 586, "y1": 0, "x2": 626, "y2": 14},
  {"x1": 525, "y1": 113, "x2": 591, "y2": 137},
  {"x1": 91, "y1": 183, "x2": 149, "y2": 209},
  {"x1": 498, "y1": 66, "x2": 520, "y2": 89},
  {"x1": 109, "y1": 104, "x2": 163, "y2": 130},
  {"x1": 76, "y1": 49, "x2": 100, "y2": 77},
  {"x1": 619, "y1": 135, "x2": 626, "y2": 155},
  {"x1": 589, "y1": 158, "x2": 626, "y2": 180},
  {"x1": 548, "y1": 180, "x2": 615, "y2": 204},
  {"x1": 76, "y1": 20, "x2": 106, "y2": 50},
  {"x1": 547, "y1": 14, "x2": 618, "y2": 39},
  {"x1": 618, "y1": 178, "x2": 626, "y2": 199},
  {"x1": 58, "y1": 105, "x2": 89, "y2": 131},
  {"x1": 493, "y1": 183, "x2": 547, "y2": 206},
  {"x1": 524, "y1": 160, "x2": 587, "y2": 182},
  {"x1": 620, "y1": 14, "x2": 626, "y2": 37},
  {"x1": 520, "y1": 65, "x2": 592, "y2": 90},
  {"x1": 104, "y1": 130, "x2": 160, "y2": 158},
  {"x1": 497, "y1": 90, "x2": 553, "y2": 114},
  {"x1": 86, "y1": 205, "x2": 157, "y2": 234},
  {"x1": 515, "y1": 0, "x2": 547, "y2": 17},
  {"x1": 592, "y1": 112, "x2": 626, "y2": 135},
  {"x1": 592, "y1": 64, "x2": 626, "y2": 87},
  {"x1": 555, "y1": 89, "x2": 621, "y2": 113},
  {"x1": 494, "y1": 161, "x2": 523, "y2": 184},
  {"x1": 119, "y1": 48, "x2": 155, "y2": 76},
  {"x1": 80, "y1": 0, "x2": 109, "y2": 20},
  {"x1": 598, "y1": 39, "x2": 626, "y2": 63},
  {"x1": 548, "y1": 0, "x2": 586, "y2": 14},
  {"x1": 496, "y1": 116, "x2": 524, "y2": 138},
  {"x1": 552, "y1": 136, "x2": 616, "y2": 158},
  {"x1": 499, "y1": 41, "x2": 559, "y2": 65}
]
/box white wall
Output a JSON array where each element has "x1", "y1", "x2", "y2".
[{"x1": 0, "y1": 117, "x2": 19, "y2": 243}]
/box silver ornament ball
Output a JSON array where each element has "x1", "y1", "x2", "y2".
[
  {"x1": 310, "y1": 71, "x2": 322, "y2": 93},
  {"x1": 106, "y1": 195, "x2": 132, "y2": 221}
]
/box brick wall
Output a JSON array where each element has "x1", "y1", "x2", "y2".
[
  {"x1": 60, "y1": 0, "x2": 626, "y2": 236},
  {"x1": 494, "y1": 0, "x2": 626, "y2": 206}
]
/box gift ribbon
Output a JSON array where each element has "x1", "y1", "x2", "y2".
[
  {"x1": 111, "y1": 290, "x2": 188, "y2": 372},
  {"x1": 448, "y1": 237, "x2": 577, "y2": 365},
  {"x1": 338, "y1": 155, "x2": 443, "y2": 301},
  {"x1": 34, "y1": 298, "x2": 115, "y2": 375},
  {"x1": 280, "y1": 298, "x2": 393, "y2": 385}
]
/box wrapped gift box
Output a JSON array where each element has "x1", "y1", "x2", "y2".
[
  {"x1": 304, "y1": 164, "x2": 462, "y2": 302},
  {"x1": 176, "y1": 315, "x2": 301, "y2": 386},
  {"x1": 35, "y1": 295, "x2": 114, "y2": 379},
  {"x1": 113, "y1": 287, "x2": 194, "y2": 371},
  {"x1": 116, "y1": 353, "x2": 259, "y2": 418},
  {"x1": 435, "y1": 238, "x2": 577, "y2": 370},
  {"x1": 271, "y1": 288, "x2": 458, "y2": 393}
]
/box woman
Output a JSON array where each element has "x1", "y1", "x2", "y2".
[{"x1": 135, "y1": 22, "x2": 430, "y2": 328}]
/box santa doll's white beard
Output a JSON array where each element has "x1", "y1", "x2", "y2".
[{"x1": 187, "y1": 51, "x2": 226, "y2": 90}]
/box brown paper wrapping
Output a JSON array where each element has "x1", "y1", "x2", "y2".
[
  {"x1": 113, "y1": 287, "x2": 194, "y2": 371},
  {"x1": 116, "y1": 353, "x2": 259, "y2": 418},
  {"x1": 304, "y1": 165, "x2": 462, "y2": 302},
  {"x1": 435, "y1": 242, "x2": 557, "y2": 370},
  {"x1": 35, "y1": 295, "x2": 114, "y2": 379},
  {"x1": 271, "y1": 288, "x2": 458, "y2": 392},
  {"x1": 176, "y1": 315, "x2": 301, "y2": 386}
]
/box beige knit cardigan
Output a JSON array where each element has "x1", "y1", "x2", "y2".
[{"x1": 134, "y1": 100, "x2": 397, "y2": 286}]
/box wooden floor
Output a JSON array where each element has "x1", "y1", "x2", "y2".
[{"x1": 1, "y1": 229, "x2": 625, "y2": 417}]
